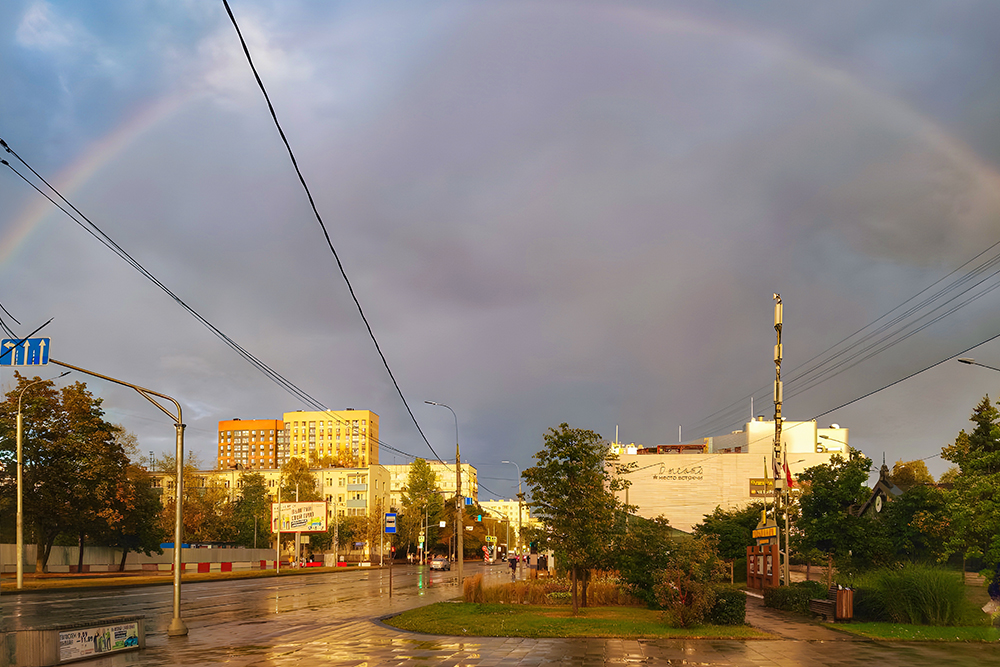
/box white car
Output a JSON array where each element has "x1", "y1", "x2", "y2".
[{"x1": 429, "y1": 555, "x2": 450, "y2": 571}]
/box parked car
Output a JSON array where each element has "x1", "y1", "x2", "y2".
[{"x1": 429, "y1": 555, "x2": 450, "y2": 571}]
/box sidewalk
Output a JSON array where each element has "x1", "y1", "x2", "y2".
[{"x1": 744, "y1": 589, "x2": 863, "y2": 641}]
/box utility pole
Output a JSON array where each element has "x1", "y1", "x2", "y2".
[{"x1": 772, "y1": 294, "x2": 789, "y2": 586}]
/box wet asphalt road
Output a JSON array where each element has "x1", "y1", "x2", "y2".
[{"x1": 5, "y1": 564, "x2": 1000, "y2": 665}]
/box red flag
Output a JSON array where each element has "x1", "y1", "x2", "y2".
[{"x1": 784, "y1": 459, "x2": 795, "y2": 487}]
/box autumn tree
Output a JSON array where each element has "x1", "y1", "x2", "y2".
[
  {"x1": 156, "y1": 453, "x2": 235, "y2": 543},
  {"x1": 103, "y1": 461, "x2": 166, "y2": 571},
  {"x1": 279, "y1": 457, "x2": 321, "y2": 501},
  {"x1": 0, "y1": 374, "x2": 132, "y2": 572},
  {"x1": 523, "y1": 423, "x2": 633, "y2": 612},
  {"x1": 889, "y1": 459, "x2": 936, "y2": 492}
]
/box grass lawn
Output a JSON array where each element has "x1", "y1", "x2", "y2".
[
  {"x1": 828, "y1": 622, "x2": 999, "y2": 642},
  {"x1": 384, "y1": 602, "x2": 773, "y2": 639}
]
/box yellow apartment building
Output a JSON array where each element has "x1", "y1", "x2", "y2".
[
  {"x1": 384, "y1": 461, "x2": 478, "y2": 511},
  {"x1": 283, "y1": 409, "x2": 379, "y2": 467}
]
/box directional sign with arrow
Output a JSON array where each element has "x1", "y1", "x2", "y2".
[{"x1": 0, "y1": 338, "x2": 50, "y2": 366}]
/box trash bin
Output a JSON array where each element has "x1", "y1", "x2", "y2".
[{"x1": 835, "y1": 587, "x2": 853, "y2": 621}]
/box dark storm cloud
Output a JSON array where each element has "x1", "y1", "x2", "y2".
[{"x1": 4, "y1": 1, "x2": 1000, "y2": 493}]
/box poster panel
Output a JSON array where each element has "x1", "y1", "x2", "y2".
[
  {"x1": 271, "y1": 501, "x2": 328, "y2": 533},
  {"x1": 60, "y1": 621, "x2": 140, "y2": 661}
]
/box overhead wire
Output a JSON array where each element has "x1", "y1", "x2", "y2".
[
  {"x1": 689, "y1": 240, "x2": 1000, "y2": 439},
  {"x1": 221, "y1": 0, "x2": 449, "y2": 469},
  {"x1": 1, "y1": 144, "x2": 336, "y2": 415}
]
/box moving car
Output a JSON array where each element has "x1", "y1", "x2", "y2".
[{"x1": 429, "y1": 555, "x2": 450, "y2": 571}]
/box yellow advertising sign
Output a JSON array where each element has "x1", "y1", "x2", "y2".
[
  {"x1": 271, "y1": 501, "x2": 328, "y2": 533},
  {"x1": 749, "y1": 478, "x2": 774, "y2": 497}
]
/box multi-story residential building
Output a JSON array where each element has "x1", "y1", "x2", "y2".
[
  {"x1": 283, "y1": 409, "x2": 379, "y2": 467},
  {"x1": 384, "y1": 461, "x2": 478, "y2": 511},
  {"x1": 150, "y1": 464, "x2": 391, "y2": 523},
  {"x1": 479, "y1": 499, "x2": 537, "y2": 554},
  {"x1": 216, "y1": 419, "x2": 285, "y2": 470}
]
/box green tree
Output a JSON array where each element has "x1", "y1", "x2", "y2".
[
  {"x1": 694, "y1": 502, "x2": 765, "y2": 561},
  {"x1": 653, "y1": 534, "x2": 728, "y2": 627},
  {"x1": 796, "y1": 450, "x2": 890, "y2": 572},
  {"x1": 940, "y1": 395, "x2": 1000, "y2": 568},
  {"x1": 522, "y1": 423, "x2": 633, "y2": 612},
  {"x1": 399, "y1": 458, "x2": 443, "y2": 558},
  {"x1": 232, "y1": 471, "x2": 271, "y2": 548},
  {"x1": 614, "y1": 515, "x2": 678, "y2": 607}
]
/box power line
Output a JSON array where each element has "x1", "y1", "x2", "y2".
[
  {"x1": 221, "y1": 0, "x2": 448, "y2": 468},
  {"x1": 689, "y1": 242, "x2": 1000, "y2": 439}
]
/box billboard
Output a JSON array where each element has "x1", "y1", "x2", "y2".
[{"x1": 271, "y1": 501, "x2": 327, "y2": 533}]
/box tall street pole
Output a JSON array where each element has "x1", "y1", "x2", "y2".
[
  {"x1": 426, "y1": 401, "x2": 462, "y2": 586},
  {"x1": 502, "y1": 460, "x2": 522, "y2": 559},
  {"x1": 51, "y1": 359, "x2": 189, "y2": 636}
]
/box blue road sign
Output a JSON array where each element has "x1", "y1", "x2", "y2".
[
  {"x1": 0, "y1": 338, "x2": 50, "y2": 366},
  {"x1": 384, "y1": 513, "x2": 397, "y2": 534}
]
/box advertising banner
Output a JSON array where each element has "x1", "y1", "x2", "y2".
[
  {"x1": 271, "y1": 501, "x2": 327, "y2": 533},
  {"x1": 60, "y1": 620, "x2": 140, "y2": 661}
]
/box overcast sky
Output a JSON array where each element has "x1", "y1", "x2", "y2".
[{"x1": 4, "y1": 1, "x2": 1000, "y2": 500}]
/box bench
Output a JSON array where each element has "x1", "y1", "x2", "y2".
[{"x1": 809, "y1": 585, "x2": 852, "y2": 622}]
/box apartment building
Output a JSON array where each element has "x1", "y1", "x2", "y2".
[
  {"x1": 283, "y1": 409, "x2": 379, "y2": 467},
  {"x1": 384, "y1": 461, "x2": 479, "y2": 511},
  {"x1": 216, "y1": 419, "x2": 285, "y2": 470}
]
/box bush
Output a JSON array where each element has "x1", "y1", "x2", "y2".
[
  {"x1": 732, "y1": 558, "x2": 747, "y2": 584},
  {"x1": 762, "y1": 581, "x2": 824, "y2": 615},
  {"x1": 843, "y1": 564, "x2": 967, "y2": 626},
  {"x1": 652, "y1": 536, "x2": 728, "y2": 627},
  {"x1": 706, "y1": 586, "x2": 746, "y2": 625}
]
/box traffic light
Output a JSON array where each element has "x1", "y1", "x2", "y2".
[{"x1": 476, "y1": 514, "x2": 482, "y2": 522}]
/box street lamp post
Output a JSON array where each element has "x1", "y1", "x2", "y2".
[
  {"x1": 425, "y1": 401, "x2": 462, "y2": 586},
  {"x1": 502, "y1": 460, "x2": 522, "y2": 562},
  {"x1": 958, "y1": 357, "x2": 1000, "y2": 373},
  {"x1": 51, "y1": 359, "x2": 189, "y2": 637},
  {"x1": 16, "y1": 372, "x2": 70, "y2": 589}
]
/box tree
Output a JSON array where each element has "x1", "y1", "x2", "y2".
[
  {"x1": 156, "y1": 453, "x2": 235, "y2": 543},
  {"x1": 795, "y1": 450, "x2": 891, "y2": 572},
  {"x1": 889, "y1": 459, "x2": 936, "y2": 492},
  {"x1": 279, "y1": 457, "x2": 321, "y2": 501},
  {"x1": 522, "y1": 423, "x2": 633, "y2": 612},
  {"x1": 103, "y1": 462, "x2": 166, "y2": 571},
  {"x1": 231, "y1": 471, "x2": 271, "y2": 549},
  {"x1": 0, "y1": 374, "x2": 132, "y2": 572},
  {"x1": 693, "y1": 502, "x2": 765, "y2": 561},
  {"x1": 939, "y1": 395, "x2": 1000, "y2": 568},
  {"x1": 653, "y1": 534, "x2": 728, "y2": 627},
  {"x1": 399, "y1": 458, "x2": 443, "y2": 558},
  {"x1": 614, "y1": 515, "x2": 678, "y2": 607}
]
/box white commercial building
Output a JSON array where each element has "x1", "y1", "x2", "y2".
[{"x1": 613, "y1": 418, "x2": 849, "y2": 532}]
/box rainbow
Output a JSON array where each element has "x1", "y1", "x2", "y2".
[
  {"x1": 2, "y1": 5, "x2": 998, "y2": 270},
  {"x1": 0, "y1": 92, "x2": 190, "y2": 266}
]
